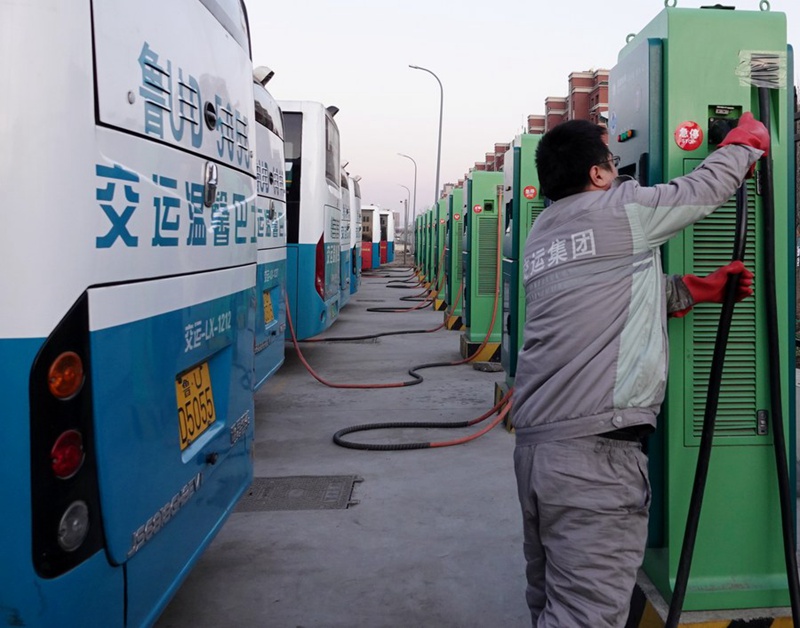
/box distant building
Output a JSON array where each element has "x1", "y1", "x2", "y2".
[
  {"x1": 544, "y1": 96, "x2": 568, "y2": 132},
  {"x1": 494, "y1": 142, "x2": 511, "y2": 171},
  {"x1": 440, "y1": 68, "x2": 608, "y2": 196},
  {"x1": 527, "y1": 115, "x2": 545, "y2": 135},
  {"x1": 542, "y1": 69, "x2": 609, "y2": 132}
]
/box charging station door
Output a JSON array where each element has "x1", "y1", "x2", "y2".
[
  {"x1": 465, "y1": 171, "x2": 504, "y2": 344},
  {"x1": 609, "y1": 7, "x2": 792, "y2": 611},
  {"x1": 501, "y1": 145, "x2": 518, "y2": 378},
  {"x1": 462, "y1": 179, "x2": 473, "y2": 329},
  {"x1": 435, "y1": 197, "x2": 448, "y2": 288},
  {"x1": 444, "y1": 193, "x2": 452, "y2": 303},
  {"x1": 501, "y1": 135, "x2": 544, "y2": 380},
  {"x1": 447, "y1": 187, "x2": 465, "y2": 317},
  {"x1": 425, "y1": 208, "x2": 434, "y2": 281},
  {"x1": 432, "y1": 204, "x2": 440, "y2": 282}
]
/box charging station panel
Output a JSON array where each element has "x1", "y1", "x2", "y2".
[
  {"x1": 462, "y1": 170, "x2": 504, "y2": 347},
  {"x1": 500, "y1": 134, "x2": 544, "y2": 381},
  {"x1": 433, "y1": 196, "x2": 448, "y2": 293},
  {"x1": 446, "y1": 186, "x2": 465, "y2": 318},
  {"x1": 423, "y1": 208, "x2": 433, "y2": 283},
  {"x1": 609, "y1": 6, "x2": 792, "y2": 610},
  {"x1": 413, "y1": 216, "x2": 422, "y2": 271}
]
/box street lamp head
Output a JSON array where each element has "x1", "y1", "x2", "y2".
[{"x1": 407, "y1": 63, "x2": 443, "y2": 211}]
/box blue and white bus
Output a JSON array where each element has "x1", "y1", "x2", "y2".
[
  {"x1": 0, "y1": 1, "x2": 256, "y2": 626},
  {"x1": 348, "y1": 174, "x2": 363, "y2": 294},
  {"x1": 279, "y1": 101, "x2": 342, "y2": 340},
  {"x1": 253, "y1": 67, "x2": 287, "y2": 390},
  {"x1": 361, "y1": 204, "x2": 381, "y2": 270},
  {"x1": 339, "y1": 170, "x2": 352, "y2": 307},
  {"x1": 379, "y1": 208, "x2": 396, "y2": 263}
]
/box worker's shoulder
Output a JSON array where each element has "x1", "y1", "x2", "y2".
[{"x1": 534, "y1": 187, "x2": 634, "y2": 230}]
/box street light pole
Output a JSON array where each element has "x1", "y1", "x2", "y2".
[
  {"x1": 398, "y1": 152, "x2": 417, "y2": 266},
  {"x1": 397, "y1": 152, "x2": 417, "y2": 221},
  {"x1": 408, "y1": 65, "x2": 443, "y2": 206},
  {"x1": 399, "y1": 184, "x2": 411, "y2": 265}
]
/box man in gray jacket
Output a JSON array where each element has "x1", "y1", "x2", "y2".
[{"x1": 512, "y1": 114, "x2": 768, "y2": 626}]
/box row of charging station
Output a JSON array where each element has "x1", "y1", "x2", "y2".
[
  {"x1": 415, "y1": 169, "x2": 508, "y2": 362},
  {"x1": 413, "y1": 2, "x2": 795, "y2": 616}
]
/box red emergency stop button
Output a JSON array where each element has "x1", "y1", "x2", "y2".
[{"x1": 674, "y1": 121, "x2": 703, "y2": 151}]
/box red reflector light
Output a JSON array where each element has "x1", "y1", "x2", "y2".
[
  {"x1": 315, "y1": 234, "x2": 325, "y2": 299},
  {"x1": 51, "y1": 430, "x2": 85, "y2": 479},
  {"x1": 48, "y1": 351, "x2": 84, "y2": 399}
]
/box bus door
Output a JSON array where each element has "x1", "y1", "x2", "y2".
[
  {"x1": 379, "y1": 213, "x2": 388, "y2": 263},
  {"x1": 361, "y1": 210, "x2": 373, "y2": 269},
  {"x1": 91, "y1": 1, "x2": 255, "y2": 625}
]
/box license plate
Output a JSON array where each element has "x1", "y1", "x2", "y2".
[
  {"x1": 176, "y1": 362, "x2": 216, "y2": 451},
  {"x1": 263, "y1": 290, "x2": 275, "y2": 324}
]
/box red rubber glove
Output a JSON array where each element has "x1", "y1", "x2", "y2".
[
  {"x1": 717, "y1": 112, "x2": 770, "y2": 155},
  {"x1": 673, "y1": 261, "x2": 753, "y2": 319}
]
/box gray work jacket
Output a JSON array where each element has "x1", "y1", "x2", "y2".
[{"x1": 512, "y1": 144, "x2": 762, "y2": 444}]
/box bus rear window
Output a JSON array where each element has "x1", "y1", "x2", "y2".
[
  {"x1": 200, "y1": 0, "x2": 250, "y2": 54},
  {"x1": 325, "y1": 117, "x2": 340, "y2": 187},
  {"x1": 283, "y1": 112, "x2": 302, "y2": 171},
  {"x1": 255, "y1": 100, "x2": 282, "y2": 139}
]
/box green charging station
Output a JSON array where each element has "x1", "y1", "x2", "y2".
[
  {"x1": 500, "y1": 133, "x2": 544, "y2": 384},
  {"x1": 461, "y1": 170, "x2": 504, "y2": 361},
  {"x1": 416, "y1": 211, "x2": 424, "y2": 278},
  {"x1": 433, "y1": 196, "x2": 448, "y2": 306},
  {"x1": 445, "y1": 186, "x2": 465, "y2": 329},
  {"x1": 609, "y1": 4, "x2": 793, "y2": 610},
  {"x1": 426, "y1": 206, "x2": 434, "y2": 285},
  {"x1": 424, "y1": 208, "x2": 433, "y2": 285},
  {"x1": 428, "y1": 206, "x2": 437, "y2": 286},
  {"x1": 414, "y1": 214, "x2": 422, "y2": 271}
]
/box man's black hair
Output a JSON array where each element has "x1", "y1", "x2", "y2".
[{"x1": 535, "y1": 120, "x2": 611, "y2": 201}]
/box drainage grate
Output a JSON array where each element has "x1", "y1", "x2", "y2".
[{"x1": 235, "y1": 475, "x2": 363, "y2": 512}]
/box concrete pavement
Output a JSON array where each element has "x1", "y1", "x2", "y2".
[{"x1": 156, "y1": 264, "x2": 530, "y2": 628}]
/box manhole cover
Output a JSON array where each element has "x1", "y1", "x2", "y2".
[{"x1": 235, "y1": 475, "x2": 363, "y2": 512}]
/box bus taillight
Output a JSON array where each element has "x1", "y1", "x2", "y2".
[
  {"x1": 30, "y1": 293, "x2": 105, "y2": 578},
  {"x1": 51, "y1": 430, "x2": 85, "y2": 479},
  {"x1": 48, "y1": 351, "x2": 84, "y2": 399},
  {"x1": 315, "y1": 234, "x2": 325, "y2": 299}
]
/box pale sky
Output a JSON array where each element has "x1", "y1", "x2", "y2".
[{"x1": 248, "y1": 0, "x2": 799, "y2": 223}]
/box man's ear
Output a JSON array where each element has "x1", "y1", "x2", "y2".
[
  {"x1": 587, "y1": 165, "x2": 606, "y2": 189},
  {"x1": 588, "y1": 165, "x2": 603, "y2": 187},
  {"x1": 587, "y1": 165, "x2": 614, "y2": 191}
]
